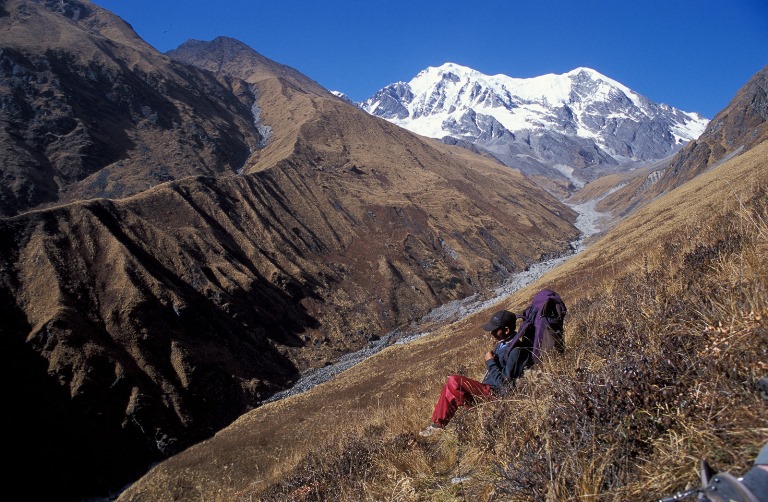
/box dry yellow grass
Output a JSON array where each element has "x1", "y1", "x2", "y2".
[
  {"x1": 254, "y1": 180, "x2": 767, "y2": 501},
  {"x1": 119, "y1": 144, "x2": 767, "y2": 501}
]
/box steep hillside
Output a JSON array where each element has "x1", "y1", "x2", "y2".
[
  {"x1": 0, "y1": 3, "x2": 583, "y2": 501},
  {"x1": 117, "y1": 111, "x2": 768, "y2": 502},
  {"x1": 0, "y1": 0, "x2": 263, "y2": 216},
  {"x1": 598, "y1": 64, "x2": 768, "y2": 216}
]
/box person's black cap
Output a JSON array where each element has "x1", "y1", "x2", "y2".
[{"x1": 482, "y1": 310, "x2": 516, "y2": 331}]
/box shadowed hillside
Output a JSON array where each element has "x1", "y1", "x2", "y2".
[
  {"x1": 0, "y1": 2, "x2": 584, "y2": 500},
  {"x1": 0, "y1": 0, "x2": 264, "y2": 216}
]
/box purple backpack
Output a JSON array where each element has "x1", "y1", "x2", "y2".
[{"x1": 510, "y1": 289, "x2": 567, "y2": 362}]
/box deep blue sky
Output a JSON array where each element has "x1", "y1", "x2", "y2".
[{"x1": 92, "y1": 0, "x2": 767, "y2": 119}]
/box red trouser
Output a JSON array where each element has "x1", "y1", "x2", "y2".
[{"x1": 430, "y1": 374, "x2": 493, "y2": 427}]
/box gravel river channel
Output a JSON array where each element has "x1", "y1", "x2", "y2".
[{"x1": 262, "y1": 196, "x2": 610, "y2": 404}]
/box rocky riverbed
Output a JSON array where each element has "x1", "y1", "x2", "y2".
[{"x1": 263, "y1": 195, "x2": 612, "y2": 403}]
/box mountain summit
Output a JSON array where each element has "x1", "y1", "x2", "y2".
[
  {"x1": 362, "y1": 63, "x2": 709, "y2": 189},
  {"x1": 0, "y1": 0, "x2": 264, "y2": 216}
]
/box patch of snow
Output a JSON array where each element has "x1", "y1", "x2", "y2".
[
  {"x1": 670, "y1": 112, "x2": 709, "y2": 143},
  {"x1": 566, "y1": 67, "x2": 644, "y2": 109},
  {"x1": 552, "y1": 164, "x2": 585, "y2": 188},
  {"x1": 250, "y1": 85, "x2": 272, "y2": 149},
  {"x1": 391, "y1": 113, "x2": 446, "y2": 138},
  {"x1": 363, "y1": 62, "x2": 710, "y2": 163}
]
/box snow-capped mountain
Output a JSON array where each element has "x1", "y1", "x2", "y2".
[
  {"x1": 330, "y1": 90, "x2": 357, "y2": 105},
  {"x1": 361, "y1": 63, "x2": 709, "y2": 186}
]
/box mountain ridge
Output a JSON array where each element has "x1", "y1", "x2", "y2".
[
  {"x1": 594, "y1": 64, "x2": 768, "y2": 216},
  {"x1": 361, "y1": 62, "x2": 709, "y2": 192},
  {"x1": 0, "y1": 3, "x2": 584, "y2": 500},
  {"x1": 0, "y1": 0, "x2": 264, "y2": 216}
]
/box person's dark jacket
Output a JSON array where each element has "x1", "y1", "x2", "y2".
[{"x1": 482, "y1": 336, "x2": 532, "y2": 392}]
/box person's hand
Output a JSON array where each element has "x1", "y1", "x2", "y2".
[{"x1": 485, "y1": 350, "x2": 495, "y2": 362}]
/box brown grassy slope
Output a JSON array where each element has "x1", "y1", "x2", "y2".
[
  {"x1": 257, "y1": 173, "x2": 767, "y2": 501},
  {"x1": 117, "y1": 130, "x2": 768, "y2": 502},
  {"x1": 1, "y1": 136, "x2": 575, "y2": 500},
  {"x1": 157, "y1": 36, "x2": 582, "y2": 328},
  {"x1": 0, "y1": 0, "x2": 262, "y2": 215},
  {"x1": 547, "y1": 142, "x2": 768, "y2": 295},
  {"x1": 565, "y1": 171, "x2": 629, "y2": 205},
  {"x1": 167, "y1": 37, "x2": 321, "y2": 91},
  {"x1": 163, "y1": 37, "x2": 581, "y2": 287},
  {"x1": 167, "y1": 36, "x2": 338, "y2": 175},
  {"x1": 256, "y1": 131, "x2": 768, "y2": 501},
  {"x1": 568, "y1": 155, "x2": 669, "y2": 208},
  {"x1": 0, "y1": 23, "x2": 582, "y2": 502}
]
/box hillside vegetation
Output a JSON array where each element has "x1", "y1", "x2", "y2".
[
  {"x1": 259, "y1": 138, "x2": 768, "y2": 501},
  {"x1": 118, "y1": 125, "x2": 768, "y2": 502},
  {"x1": 1, "y1": 4, "x2": 581, "y2": 498}
]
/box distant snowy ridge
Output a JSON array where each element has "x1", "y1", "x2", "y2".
[
  {"x1": 330, "y1": 90, "x2": 356, "y2": 104},
  {"x1": 360, "y1": 63, "x2": 709, "y2": 185}
]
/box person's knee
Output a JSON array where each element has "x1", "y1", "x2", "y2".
[{"x1": 445, "y1": 374, "x2": 462, "y2": 392}]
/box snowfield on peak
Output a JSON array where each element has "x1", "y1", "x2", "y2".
[
  {"x1": 365, "y1": 63, "x2": 707, "y2": 144},
  {"x1": 360, "y1": 63, "x2": 709, "y2": 186}
]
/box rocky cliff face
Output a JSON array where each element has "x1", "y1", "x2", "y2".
[
  {"x1": 597, "y1": 65, "x2": 768, "y2": 216},
  {"x1": 0, "y1": 3, "x2": 581, "y2": 500},
  {"x1": 659, "y1": 65, "x2": 768, "y2": 188}
]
